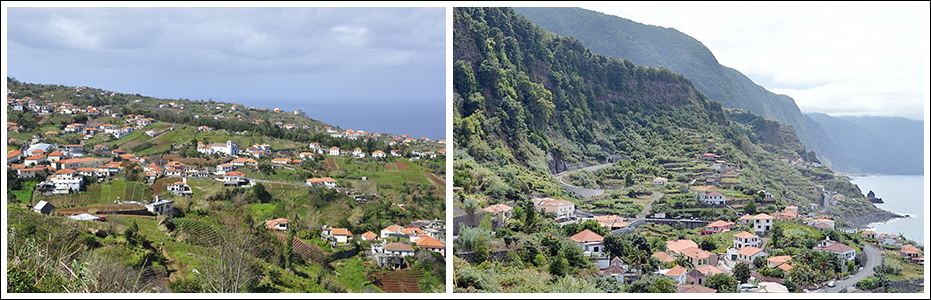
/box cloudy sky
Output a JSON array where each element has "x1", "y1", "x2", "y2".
[
  {"x1": 4, "y1": 6, "x2": 447, "y2": 139},
  {"x1": 582, "y1": 2, "x2": 930, "y2": 120}
]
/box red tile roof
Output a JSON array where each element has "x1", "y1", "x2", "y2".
[{"x1": 569, "y1": 229, "x2": 604, "y2": 243}]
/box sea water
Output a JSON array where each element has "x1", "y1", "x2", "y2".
[{"x1": 850, "y1": 175, "x2": 926, "y2": 245}]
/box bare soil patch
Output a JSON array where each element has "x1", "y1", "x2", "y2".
[{"x1": 395, "y1": 160, "x2": 409, "y2": 172}]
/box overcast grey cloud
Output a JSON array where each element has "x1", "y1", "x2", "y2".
[
  {"x1": 581, "y1": 2, "x2": 930, "y2": 120},
  {"x1": 5, "y1": 7, "x2": 446, "y2": 138}
]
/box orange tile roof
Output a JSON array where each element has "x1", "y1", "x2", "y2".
[
  {"x1": 569, "y1": 229, "x2": 604, "y2": 243},
  {"x1": 225, "y1": 171, "x2": 245, "y2": 177},
  {"x1": 736, "y1": 246, "x2": 765, "y2": 257},
  {"x1": 695, "y1": 265, "x2": 724, "y2": 276},
  {"x1": 400, "y1": 227, "x2": 425, "y2": 236},
  {"x1": 680, "y1": 247, "x2": 713, "y2": 260},
  {"x1": 666, "y1": 239, "x2": 699, "y2": 254},
  {"x1": 482, "y1": 204, "x2": 513, "y2": 213},
  {"x1": 900, "y1": 245, "x2": 922, "y2": 255},
  {"x1": 706, "y1": 220, "x2": 735, "y2": 228},
  {"x1": 265, "y1": 218, "x2": 288, "y2": 228},
  {"x1": 734, "y1": 231, "x2": 758, "y2": 239},
  {"x1": 56, "y1": 169, "x2": 76, "y2": 174},
  {"x1": 361, "y1": 231, "x2": 378, "y2": 240},
  {"x1": 383, "y1": 225, "x2": 403, "y2": 233},
  {"x1": 751, "y1": 213, "x2": 774, "y2": 220},
  {"x1": 653, "y1": 251, "x2": 676, "y2": 262},
  {"x1": 665, "y1": 265, "x2": 687, "y2": 277},
  {"x1": 331, "y1": 228, "x2": 353, "y2": 236},
  {"x1": 767, "y1": 255, "x2": 792, "y2": 265},
  {"x1": 415, "y1": 236, "x2": 445, "y2": 248}
]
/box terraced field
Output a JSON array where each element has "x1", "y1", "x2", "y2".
[
  {"x1": 272, "y1": 231, "x2": 326, "y2": 264},
  {"x1": 371, "y1": 269, "x2": 422, "y2": 293},
  {"x1": 323, "y1": 158, "x2": 339, "y2": 171},
  {"x1": 173, "y1": 218, "x2": 223, "y2": 247},
  {"x1": 395, "y1": 160, "x2": 408, "y2": 172}
]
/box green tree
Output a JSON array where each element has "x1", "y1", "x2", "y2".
[
  {"x1": 252, "y1": 182, "x2": 271, "y2": 203},
  {"x1": 705, "y1": 273, "x2": 738, "y2": 293},
  {"x1": 733, "y1": 262, "x2": 751, "y2": 283},
  {"x1": 626, "y1": 275, "x2": 676, "y2": 293},
  {"x1": 124, "y1": 221, "x2": 139, "y2": 245},
  {"x1": 744, "y1": 199, "x2": 757, "y2": 215},
  {"x1": 548, "y1": 254, "x2": 569, "y2": 277}
]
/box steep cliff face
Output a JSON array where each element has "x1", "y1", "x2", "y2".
[
  {"x1": 514, "y1": 7, "x2": 913, "y2": 174},
  {"x1": 452, "y1": 7, "x2": 849, "y2": 206}
]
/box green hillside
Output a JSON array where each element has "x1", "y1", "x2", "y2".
[
  {"x1": 512, "y1": 7, "x2": 918, "y2": 175},
  {"x1": 452, "y1": 7, "x2": 888, "y2": 293}
]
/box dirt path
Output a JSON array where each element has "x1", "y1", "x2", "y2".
[
  {"x1": 423, "y1": 172, "x2": 445, "y2": 189},
  {"x1": 161, "y1": 246, "x2": 186, "y2": 282}
]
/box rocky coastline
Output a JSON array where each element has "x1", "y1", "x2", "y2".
[{"x1": 843, "y1": 209, "x2": 906, "y2": 228}]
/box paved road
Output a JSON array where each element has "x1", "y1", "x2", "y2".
[
  {"x1": 552, "y1": 162, "x2": 616, "y2": 198},
  {"x1": 250, "y1": 178, "x2": 309, "y2": 188},
  {"x1": 821, "y1": 244, "x2": 882, "y2": 293}
]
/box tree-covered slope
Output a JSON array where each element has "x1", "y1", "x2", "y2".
[
  {"x1": 452, "y1": 7, "x2": 874, "y2": 208},
  {"x1": 452, "y1": 8, "x2": 888, "y2": 293},
  {"x1": 513, "y1": 7, "x2": 916, "y2": 175}
]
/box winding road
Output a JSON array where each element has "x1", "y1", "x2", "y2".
[
  {"x1": 552, "y1": 162, "x2": 616, "y2": 198},
  {"x1": 819, "y1": 244, "x2": 882, "y2": 293}
]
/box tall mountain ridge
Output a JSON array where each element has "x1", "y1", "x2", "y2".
[
  {"x1": 453, "y1": 7, "x2": 880, "y2": 215},
  {"x1": 807, "y1": 113, "x2": 923, "y2": 174},
  {"x1": 513, "y1": 7, "x2": 921, "y2": 175}
]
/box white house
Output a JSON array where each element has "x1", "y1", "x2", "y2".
[
  {"x1": 50, "y1": 169, "x2": 84, "y2": 192},
  {"x1": 735, "y1": 246, "x2": 768, "y2": 264},
  {"x1": 662, "y1": 265, "x2": 688, "y2": 285},
  {"x1": 223, "y1": 171, "x2": 246, "y2": 182},
  {"x1": 329, "y1": 147, "x2": 340, "y2": 156},
  {"x1": 532, "y1": 197, "x2": 575, "y2": 218},
  {"x1": 740, "y1": 213, "x2": 775, "y2": 235},
  {"x1": 266, "y1": 218, "x2": 289, "y2": 230},
  {"x1": 197, "y1": 140, "x2": 238, "y2": 156},
  {"x1": 353, "y1": 148, "x2": 364, "y2": 158},
  {"x1": 216, "y1": 163, "x2": 234, "y2": 174},
  {"x1": 814, "y1": 237, "x2": 856, "y2": 261},
  {"x1": 733, "y1": 231, "x2": 762, "y2": 249},
  {"x1": 331, "y1": 228, "x2": 353, "y2": 244},
  {"x1": 807, "y1": 218, "x2": 836, "y2": 230},
  {"x1": 299, "y1": 152, "x2": 315, "y2": 160},
  {"x1": 145, "y1": 197, "x2": 174, "y2": 215},
  {"x1": 306, "y1": 177, "x2": 337, "y2": 189},
  {"x1": 167, "y1": 180, "x2": 192, "y2": 196},
  {"x1": 570, "y1": 229, "x2": 605, "y2": 257},
  {"x1": 372, "y1": 150, "x2": 387, "y2": 158},
  {"x1": 383, "y1": 242, "x2": 415, "y2": 257},
  {"x1": 701, "y1": 191, "x2": 727, "y2": 205}
]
